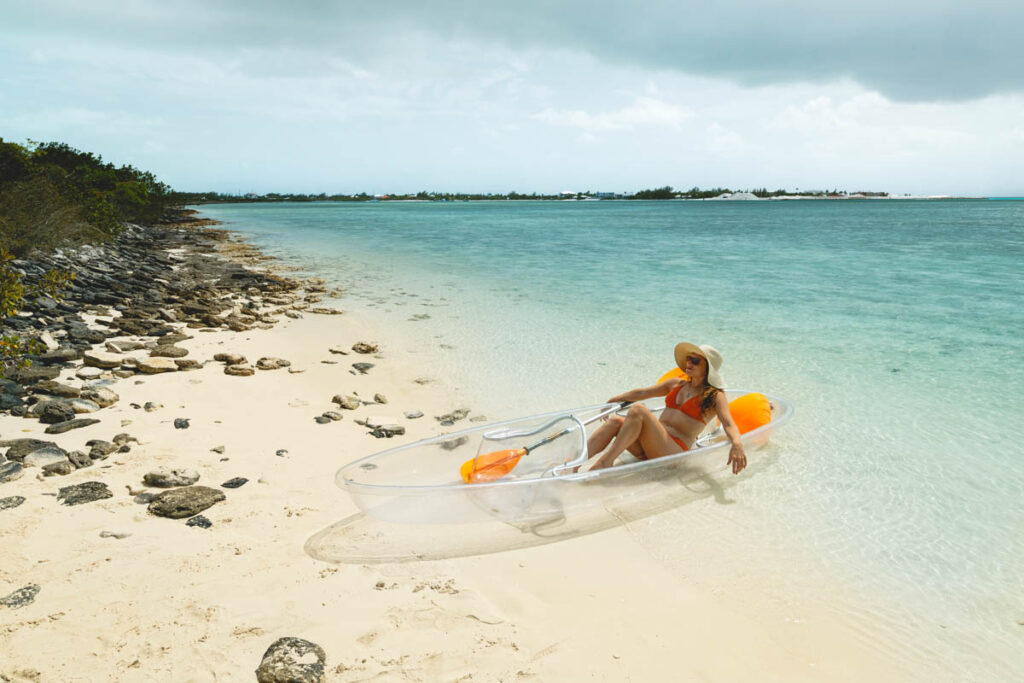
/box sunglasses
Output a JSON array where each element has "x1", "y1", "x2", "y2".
[{"x1": 685, "y1": 355, "x2": 704, "y2": 366}]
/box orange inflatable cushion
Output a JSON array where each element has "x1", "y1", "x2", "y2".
[{"x1": 728, "y1": 392, "x2": 772, "y2": 434}]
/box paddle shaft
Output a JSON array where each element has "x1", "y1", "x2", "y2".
[{"x1": 520, "y1": 402, "x2": 629, "y2": 455}]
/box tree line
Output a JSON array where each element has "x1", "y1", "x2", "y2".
[{"x1": 0, "y1": 138, "x2": 173, "y2": 257}]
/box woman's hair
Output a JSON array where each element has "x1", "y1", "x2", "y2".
[{"x1": 699, "y1": 384, "x2": 720, "y2": 416}]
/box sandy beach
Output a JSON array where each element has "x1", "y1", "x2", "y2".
[{"x1": 1, "y1": 224, "x2": 912, "y2": 682}]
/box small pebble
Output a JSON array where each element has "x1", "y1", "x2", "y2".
[
  {"x1": 186, "y1": 515, "x2": 212, "y2": 529},
  {"x1": 99, "y1": 530, "x2": 132, "y2": 539},
  {"x1": 174, "y1": 418, "x2": 190, "y2": 429},
  {"x1": 211, "y1": 446, "x2": 226, "y2": 454},
  {"x1": 404, "y1": 410, "x2": 424, "y2": 419},
  {"x1": 221, "y1": 477, "x2": 248, "y2": 489},
  {"x1": 275, "y1": 449, "x2": 288, "y2": 457}
]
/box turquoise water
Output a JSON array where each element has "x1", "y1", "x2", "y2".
[{"x1": 198, "y1": 200, "x2": 1023, "y2": 679}]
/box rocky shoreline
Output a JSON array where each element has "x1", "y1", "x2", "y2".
[
  {"x1": 1, "y1": 217, "x2": 353, "y2": 490},
  {"x1": 1, "y1": 215, "x2": 482, "y2": 680}
]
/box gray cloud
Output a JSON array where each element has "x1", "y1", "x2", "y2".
[{"x1": 6, "y1": 0, "x2": 1022, "y2": 101}]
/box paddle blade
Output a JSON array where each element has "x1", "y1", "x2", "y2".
[{"x1": 459, "y1": 448, "x2": 527, "y2": 483}]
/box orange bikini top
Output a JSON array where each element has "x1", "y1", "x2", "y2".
[{"x1": 665, "y1": 384, "x2": 706, "y2": 424}]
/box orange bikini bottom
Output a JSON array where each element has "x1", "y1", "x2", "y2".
[{"x1": 669, "y1": 434, "x2": 690, "y2": 452}]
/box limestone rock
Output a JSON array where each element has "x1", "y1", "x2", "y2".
[
  {"x1": 143, "y1": 467, "x2": 200, "y2": 488},
  {"x1": 404, "y1": 410, "x2": 424, "y2": 419},
  {"x1": 81, "y1": 387, "x2": 119, "y2": 407},
  {"x1": 76, "y1": 366, "x2": 105, "y2": 380},
  {"x1": 83, "y1": 350, "x2": 123, "y2": 369},
  {"x1": 67, "y1": 450, "x2": 93, "y2": 469},
  {"x1": 331, "y1": 395, "x2": 361, "y2": 410},
  {"x1": 106, "y1": 340, "x2": 146, "y2": 353},
  {"x1": 373, "y1": 393, "x2": 387, "y2": 404},
  {"x1": 224, "y1": 364, "x2": 255, "y2": 377},
  {"x1": 221, "y1": 477, "x2": 248, "y2": 489},
  {"x1": 255, "y1": 637, "x2": 326, "y2": 683},
  {"x1": 148, "y1": 486, "x2": 225, "y2": 518},
  {"x1": 256, "y1": 357, "x2": 291, "y2": 370},
  {"x1": 150, "y1": 345, "x2": 188, "y2": 358},
  {"x1": 214, "y1": 352, "x2": 247, "y2": 365},
  {"x1": 352, "y1": 342, "x2": 378, "y2": 354},
  {"x1": 174, "y1": 359, "x2": 202, "y2": 371},
  {"x1": 68, "y1": 399, "x2": 102, "y2": 414},
  {"x1": 137, "y1": 357, "x2": 178, "y2": 374},
  {"x1": 58, "y1": 481, "x2": 113, "y2": 505}
]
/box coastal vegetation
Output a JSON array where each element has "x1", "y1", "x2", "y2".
[
  {"x1": 0, "y1": 138, "x2": 174, "y2": 374},
  {"x1": 0, "y1": 138, "x2": 173, "y2": 257},
  {"x1": 177, "y1": 186, "x2": 889, "y2": 204}
]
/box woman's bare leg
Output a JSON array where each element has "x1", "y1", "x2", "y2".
[
  {"x1": 589, "y1": 404, "x2": 678, "y2": 470},
  {"x1": 586, "y1": 415, "x2": 624, "y2": 456}
]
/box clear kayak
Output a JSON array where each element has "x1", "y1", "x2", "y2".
[{"x1": 335, "y1": 391, "x2": 795, "y2": 527}]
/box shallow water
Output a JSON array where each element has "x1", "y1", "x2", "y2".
[{"x1": 198, "y1": 199, "x2": 1024, "y2": 680}]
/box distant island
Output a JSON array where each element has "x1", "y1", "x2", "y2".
[{"x1": 178, "y1": 186, "x2": 907, "y2": 204}]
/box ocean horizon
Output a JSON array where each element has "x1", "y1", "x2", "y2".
[{"x1": 196, "y1": 199, "x2": 1023, "y2": 680}]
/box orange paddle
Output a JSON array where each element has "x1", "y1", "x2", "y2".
[{"x1": 459, "y1": 402, "x2": 629, "y2": 483}]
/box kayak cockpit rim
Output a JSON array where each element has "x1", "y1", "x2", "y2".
[{"x1": 337, "y1": 392, "x2": 794, "y2": 494}]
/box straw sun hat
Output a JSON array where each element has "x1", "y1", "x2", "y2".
[{"x1": 674, "y1": 342, "x2": 726, "y2": 389}]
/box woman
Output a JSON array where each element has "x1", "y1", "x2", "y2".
[{"x1": 584, "y1": 342, "x2": 748, "y2": 474}]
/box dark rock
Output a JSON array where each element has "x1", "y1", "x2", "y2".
[
  {"x1": 369, "y1": 424, "x2": 406, "y2": 438},
  {"x1": 0, "y1": 495, "x2": 26, "y2": 510},
  {"x1": 2, "y1": 439, "x2": 58, "y2": 462},
  {"x1": 34, "y1": 348, "x2": 81, "y2": 365},
  {"x1": 44, "y1": 418, "x2": 101, "y2": 434},
  {"x1": 33, "y1": 380, "x2": 81, "y2": 399},
  {"x1": 186, "y1": 514, "x2": 212, "y2": 529},
  {"x1": 0, "y1": 584, "x2": 40, "y2": 609},
  {"x1": 221, "y1": 477, "x2": 248, "y2": 489},
  {"x1": 57, "y1": 481, "x2": 113, "y2": 505},
  {"x1": 173, "y1": 418, "x2": 190, "y2": 429},
  {"x1": 0, "y1": 461, "x2": 24, "y2": 484},
  {"x1": 42, "y1": 460, "x2": 75, "y2": 476},
  {"x1": 323, "y1": 411, "x2": 343, "y2": 422},
  {"x1": 112, "y1": 433, "x2": 137, "y2": 446},
  {"x1": 87, "y1": 440, "x2": 117, "y2": 460},
  {"x1": 67, "y1": 450, "x2": 93, "y2": 469},
  {"x1": 0, "y1": 393, "x2": 25, "y2": 410},
  {"x1": 5, "y1": 365, "x2": 60, "y2": 384},
  {"x1": 314, "y1": 415, "x2": 331, "y2": 424},
  {"x1": 214, "y1": 352, "x2": 247, "y2": 365},
  {"x1": 174, "y1": 359, "x2": 202, "y2": 370},
  {"x1": 352, "y1": 342, "x2": 378, "y2": 354},
  {"x1": 10, "y1": 405, "x2": 28, "y2": 417},
  {"x1": 148, "y1": 486, "x2": 225, "y2": 518},
  {"x1": 38, "y1": 401, "x2": 76, "y2": 424},
  {"x1": 351, "y1": 362, "x2": 374, "y2": 374},
  {"x1": 255, "y1": 637, "x2": 326, "y2": 683}
]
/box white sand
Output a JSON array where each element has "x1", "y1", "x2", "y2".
[{"x1": 2, "y1": 304, "x2": 910, "y2": 681}]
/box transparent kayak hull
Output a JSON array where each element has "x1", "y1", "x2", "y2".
[{"x1": 336, "y1": 392, "x2": 794, "y2": 527}]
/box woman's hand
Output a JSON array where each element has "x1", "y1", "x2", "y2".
[{"x1": 727, "y1": 443, "x2": 747, "y2": 474}]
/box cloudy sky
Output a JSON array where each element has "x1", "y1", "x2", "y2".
[{"x1": 2, "y1": 1, "x2": 1022, "y2": 195}]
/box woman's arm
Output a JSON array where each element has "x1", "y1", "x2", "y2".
[
  {"x1": 713, "y1": 391, "x2": 748, "y2": 474},
  {"x1": 609, "y1": 378, "x2": 680, "y2": 404}
]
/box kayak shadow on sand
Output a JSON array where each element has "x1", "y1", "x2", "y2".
[{"x1": 304, "y1": 448, "x2": 777, "y2": 564}]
